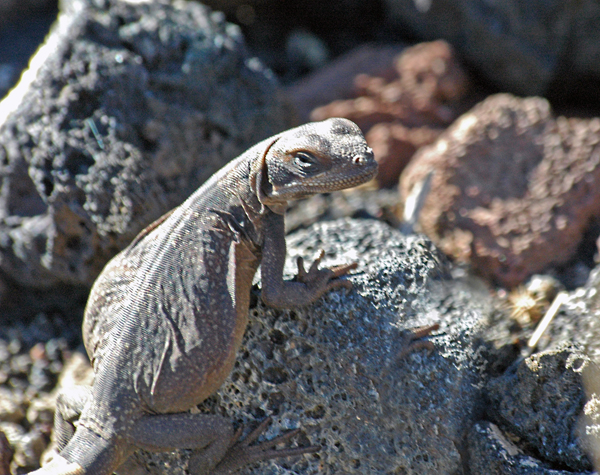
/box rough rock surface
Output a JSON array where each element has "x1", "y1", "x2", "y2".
[
  {"x1": 546, "y1": 270, "x2": 600, "y2": 362},
  {"x1": 4, "y1": 218, "x2": 600, "y2": 474},
  {"x1": 285, "y1": 44, "x2": 406, "y2": 124},
  {"x1": 35, "y1": 218, "x2": 489, "y2": 474},
  {"x1": 366, "y1": 123, "x2": 442, "y2": 188},
  {"x1": 472, "y1": 264, "x2": 600, "y2": 473},
  {"x1": 467, "y1": 421, "x2": 594, "y2": 475},
  {"x1": 383, "y1": 0, "x2": 600, "y2": 101},
  {"x1": 139, "y1": 219, "x2": 489, "y2": 474},
  {"x1": 310, "y1": 41, "x2": 472, "y2": 187},
  {"x1": 485, "y1": 345, "x2": 596, "y2": 472},
  {"x1": 470, "y1": 274, "x2": 600, "y2": 475},
  {"x1": 0, "y1": 0, "x2": 289, "y2": 295},
  {"x1": 400, "y1": 94, "x2": 600, "y2": 288},
  {"x1": 311, "y1": 40, "x2": 470, "y2": 131}
]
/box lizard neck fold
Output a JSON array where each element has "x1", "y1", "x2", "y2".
[{"x1": 249, "y1": 136, "x2": 288, "y2": 216}]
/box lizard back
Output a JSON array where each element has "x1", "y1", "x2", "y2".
[{"x1": 82, "y1": 150, "x2": 266, "y2": 417}]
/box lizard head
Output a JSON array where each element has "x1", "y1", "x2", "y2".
[{"x1": 258, "y1": 118, "x2": 377, "y2": 212}]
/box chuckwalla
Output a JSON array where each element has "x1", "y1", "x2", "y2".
[{"x1": 31, "y1": 118, "x2": 377, "y2": 474}]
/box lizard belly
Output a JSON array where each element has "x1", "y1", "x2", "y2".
[
  {"x1": 136, "y1": 235, "x2": 259, "y2": 414},
  {"x1": 140, "y1": 318, "x2": 247, "y2": 414}
]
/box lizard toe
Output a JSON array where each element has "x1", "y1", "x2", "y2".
[{"x1": 209, "y1": 419, "x2": 317, "y2": 475}]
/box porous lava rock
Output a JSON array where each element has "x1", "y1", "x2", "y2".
[
  {"x1": 310, "y1": 41, "x2": 471, "y2": 187},
  {"x1": 467, "y1": 421, "x2": 594, "y2": 475},
  {"x1": 485, "y1": 345, "x2": 596, "y2": 472},
  {"x1": 135, "y1": 219, "x2": 489, "y2": 474},
  {"x1": 36, "y1": 219, "x2": 491, "y2": 474},
  {"x1": 311, "y1": 40, "x2": 470, "y2": 131},
  {"x1": 286, "y1": 43, "x2": 405, "y2": 124},
  {"x1": 541, "y1": 267, "x2": 600, "y2": 362},
  {"x1": 366, "y1": 122, "x2": 442, "y2": 188},
  {"x1": 400, "y1": 94, "x2": 600, "y2": 288},
  {"x1": 0, "y1": 0, "x2": 289, "y2": 295}
]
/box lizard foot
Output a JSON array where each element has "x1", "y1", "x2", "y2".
[
  {"x1": 379, "y1": 324, "x2": 440, "y2": 380},
  {"x1": 210, "y1": 417, "x2": 318, "y2": 475},
  {"x1": 396, "y1": 323, "x2": 440, "y2": 360},
  {"x1": 295, "y1": 250, "x2": 357, "y2": 293}
]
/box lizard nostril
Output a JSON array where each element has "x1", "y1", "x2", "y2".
[
  {"x1": 354, "y1": 150, "x2": 373, "y2": 165},
  {"x1": 355, "y1": 147, "x2": 374, "y2": 165}
]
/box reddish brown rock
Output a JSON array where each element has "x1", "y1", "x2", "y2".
[
  {"x1": 311, "y1": 40, "x2": 470, "y2": 130},
  {"x1": 400, "y1": 94, "x2": 600, "y2": 288},
  {"x1": 285, "y1": 44, "x2": 405, "y2": 124},
  {"x1": 366, "y1": 123, "x2": 442, "y2": 188},
  {"x1": 307, "y1": 40, "x2": 472, "y2": 187}
]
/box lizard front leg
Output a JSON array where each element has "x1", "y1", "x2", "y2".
[{"x1": 260, "y1": 212, "x2": 355, "y2": 309}]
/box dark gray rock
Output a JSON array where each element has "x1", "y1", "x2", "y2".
[
  {"x1": 539, "y1": 267, "x2": 600, "y2": 361},
  {"x1": 0, "y1": 0, "x2": 289, "y2": 295},
  {"x1": 122, "y1": 218, "x2": 490, "y2": 474},
  {"x1": 199, "y1": 0, "x2": 383, "y2": 79},
  {"x1": 284, "y1": 188, "x2": 402, "y2": 234},
  {"x1": 485, "y1": 345, "x2": 596, "y2": 472},
  {"x1": 467, "y1": 420, "x2": 595, "y2": 475},
  {"x1": 470, "y1": 264, "x2": 600, "y2": 473},
  {"x1": 383, "y1": 0, "x2": 600, "y2": 100},
  {"x1": 18, "y1": 218, "x2": 600, "y2": 473}
]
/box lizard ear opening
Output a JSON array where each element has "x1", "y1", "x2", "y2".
[{"x1": 250, "y1": 136, "x2": 287, "y2": 215}]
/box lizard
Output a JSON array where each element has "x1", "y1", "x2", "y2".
[{"x1": 30, "y1": 118, "x2": 378, "y2": 475}]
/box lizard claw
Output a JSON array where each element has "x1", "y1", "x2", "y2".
[
  {"x1": 396, "y1": 323, "x2": 440, "y2": 360},
  {"x1": 308, "y1": 249, "x2": 325, "y2": 274},
  {"x1": 379, "y1": 324, "x2": 441, "y2": 380},
  {"x1": 210, "y1": 417, "x2": 318, "y2": 475},
  {"x1": 295, "y1": 250, "x2": 357, "y2": 292},
  {"x1": 329, "y1": 262, "x2": 358, "y2": 278},
  {"x1": 295, "y1": 250, "x2": 325, "y2": 280}
]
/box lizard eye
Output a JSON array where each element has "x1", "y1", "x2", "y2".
[{"x1": 294, "y1": 151, "x2": 316, "y2": 169}]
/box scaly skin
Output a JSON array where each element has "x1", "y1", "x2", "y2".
[{"x1": 30, "y1": 118, "x2": 377, "y2": 475}]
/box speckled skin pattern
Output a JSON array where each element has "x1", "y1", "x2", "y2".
[{"x1": 29, "y1": 118, "x2": 376, "y2": 475}]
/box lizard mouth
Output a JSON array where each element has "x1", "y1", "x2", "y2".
[
  {"x1": 307, "y1": 160, "x2": 378, "y2": 191},
  {"x1": 275, "y1": 161, "x2": 378, "y2": 198}
]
